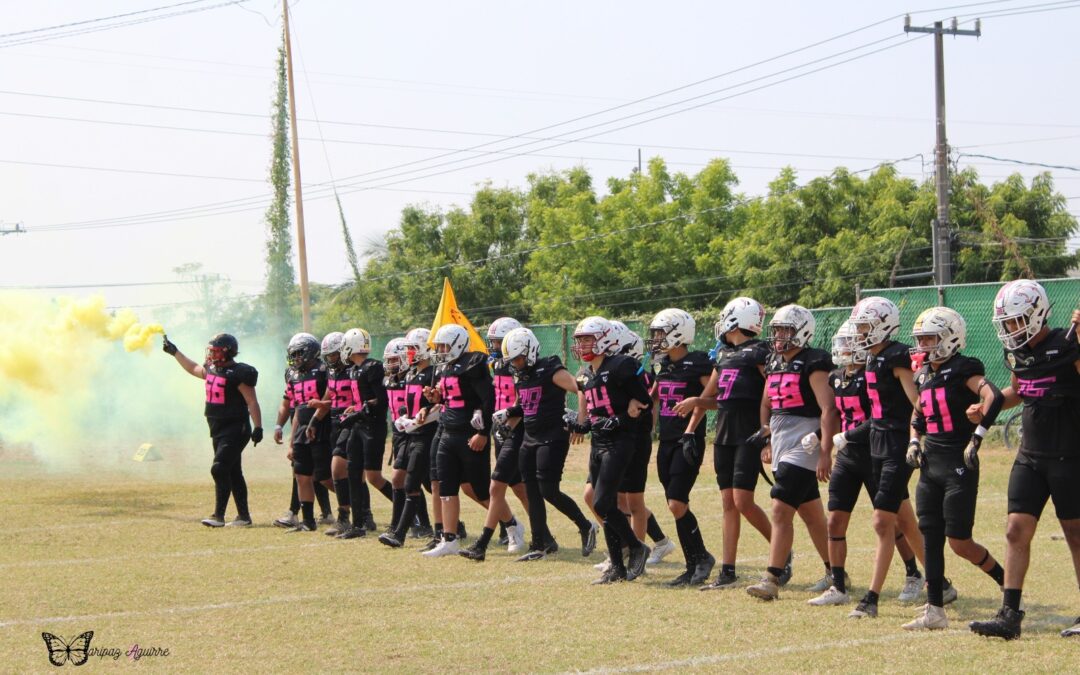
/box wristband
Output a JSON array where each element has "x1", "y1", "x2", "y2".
[
  {"x1": 974, "y1": 425, "x2": 988, "y2": 438},
  {"x1": 274, "y1": 424, "x2": 284, "y2": 433}
]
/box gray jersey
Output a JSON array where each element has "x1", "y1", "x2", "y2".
[{"x1": 769, "y1": 412, "x2": 820, "y2": 472}]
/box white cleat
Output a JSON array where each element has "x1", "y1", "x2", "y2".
[
  {"x1": 808, "y1": 572, "x2": 849, "y2": 594},
  {"x1": 942, "y1": 582, "x2": 958, "y2": 606},
  {"x1": 646, "y1": 538, "x2": 676, "y2": 565},
  {"x1": 808, "y1": 586, "x2": 851, "y2": 606},
  {"x1": 594, "y1": 556, "x2": 612, "y2": 572},
  {"x1": 902, "y1": 604, "x2": 948, "y2": 630},
  {"x1": 421, "y1": 537, "x2": 461, "y2": 558},
  {"x1": 898, "y1": 575, "x2": 925, "y2": 602},
  {"x1": 273, "y1": 511, "x2": 298, "y2": 528},
  {"x1": 507, "y1": 522, "x2": 527, "y2": 554}
]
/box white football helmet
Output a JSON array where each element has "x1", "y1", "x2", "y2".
[
  {"x1": 612, "y1": 326, "x2": 644, "y2": 360},
  {"x1": 715, "y1": 297, "x2": 765, "y2": 342},
  {"x1": 486, "y1": 317, "x2": 522, "y2": 353},
  {"x1": 340, "y1": 328, "x2": 372, "y2": 360},
  {"x1": 768, "y1": 304, "x2": 815, "y2": 352},
  {"x1": 993, "y1": 279, "x2": 1050, "y2": 350},
  {"x1": 831, "y1": 320, "x2": 865, "y2": 367},
  {"x1": 501, "y1": 327, "x2": 541, "y2": 371},
  {"x1": 572, "y1": 316, "x2": 616, "y2": 359},
  {"x1": 383, "y1": 337, "x2": 409, "y2": 374},
  {"x1": 849, "y1": 296, "x2": 900, "y2": 351},
  {"x1": 432, "y1": 323, "x2": 470, "y2": 365},
  {"x1": 911, "y1": 306, "x2": 966, "y2": 363},
  {"x1": 403, "y1": 327, "x2": 431, "y2": 365},
  {"x1": 648, "y1": 308, "x2": 696, "y2": 354},
  {"x1": 320, "y1": 332, "x2": 345, "y2": 357}
]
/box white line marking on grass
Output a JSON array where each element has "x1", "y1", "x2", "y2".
[
  {"x1": 0, "y1": 573, "x2": 587, "y2": 628},
  {"x1": 568, "y1": 632, "x2": 933, "y2": 673}
]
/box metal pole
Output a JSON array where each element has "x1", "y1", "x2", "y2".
[
  {"x1": 932, "y1": 23, "x2": 952, "y2": 285},
  {"x1": 283, "y1": 0, "x2": 312, "y2": 332}
]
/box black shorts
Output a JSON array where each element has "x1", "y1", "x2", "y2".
[
  {"x1": 871, "y1": 455, "x2": 913, "y2": 514},
  {"x1": 429, "y1": 427, "x2": 442, "y2": 483},
  {"x1": 436, "y1": 428, "x2": 490, "y2": 500},
  {"x1": 714, "y1": 441, "x2": 762, "y2": 492},
  {"x1": 619, "y1": 427, "x2": 652, "y2": 493},
  {"x1": 346, "y1": 422, "x2": 388, "y2": 471},
  {"x1": 391, "y1": 432, "x2": 410, "y2": 471},
  {"x1": 916, "y1": 450, "x2": 979, "y2": 539},
  {"x1": 770, "y1": 461, "x2": 820, "y2": 509},
  {"x1": 403, "y1": 433, "x2": 433, "y2": 494},
  {"x1": 1007, "y1": 453, "x2": 1080, "y2": 520},
  {"x1": 293, "y1": 441, "x2": 331, "y2": 482},
  {"x1": 491, "y1": 425, "x2": 525, "y2": 485},
  {"x1": 657, "y1": 436, "x2": 703, "y2": 504},
  {"x1": 330, "y1": 420, "x2": 350, "y2": 459},
  {"x1": 519, "y1": 434, "x2": 571, "y2": 483},
  {"x1": 587, "y1": 431, "x2": 635, "y2": 517},
  {"x1": 827, "y1": 444, "x2": 875, "y2": 512}
]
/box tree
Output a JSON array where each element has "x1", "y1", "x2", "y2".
[{"x1": 263, "y1": 39, "x2": 297, "y2": 339}]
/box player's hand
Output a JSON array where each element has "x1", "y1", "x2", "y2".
[
  {"x1": 570, "y1": 432, "x2": 584, "y2": 445},
  {"x1": 816, "y1": 451, "x2": 832, "y2": 482},
  {"x1": 492, "y1": 408, "x2": 510, "y2": 426},
  {"x1": 679, "y1": 434, "x2": 703, "y2": 466},
  {"x1": 906, "y1": 438, "x2": 924, "y2": 469},
  {"x1": 162, "y1": 335, "x2": 178, "y2": 355},
  {"x1": 627, "y1": 399, "x2": 646, "y2": 419},
  {"x1": 800, "y1": 431, "x2": 821, "y2": 454},
  {"x1": 274, "y1": 427, "x2": 284, "y2": 444},
  {"x1": 965, "y1": 403, "x2": 985, "y2": 424},
  {"x1": 832, "y1": 431, "x2": 848, "y2": 453},
  {"x1": 423, "y1": 386, "x2": 441, "y2": 403},
  {"x1": 746, "y1": 428, "x2": 770, "y2": 453},
  {"x1": 470, "y1": 409, "x2": 484, "y2": 430},
  {"x1": 305, "y1": 424, "x2": 316, "y2": 442},
  {"x1": 672, "y1": 397, "x2": 698, "y2": 417},
  {"x1": 468, "y1": 433, "x2": 487, "y2": 452},
  {"x1": 286, "y1": 450, "x2": 294, "y2": 461},
  {"x1": 250, "y1": 427, "x2": 263, "y2": 446},
  {"x1": 761, "y1": 445, "x2": 772, "y2": 465},
  {"x1": 964, "y1": 434, "x2": 982, "y2": 470},
  {"x1": 416, "y1": 408, "x2": 428, "y2": 425}
]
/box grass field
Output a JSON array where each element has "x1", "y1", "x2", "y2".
[{"x1": 2, "y1": 440, "x2": 1078, "y2": 673}]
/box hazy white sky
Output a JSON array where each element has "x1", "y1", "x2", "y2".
[{"x1": 2, "y1": 0, "x2": 1078, "y2": 317}]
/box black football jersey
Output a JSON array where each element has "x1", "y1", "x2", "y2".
[
  {"x1": 349, "y1": 358, "x2": 389, "y2": 421},
  {"x1": 403, "y1": 365, "x2": 436, "y2": 434},
  {"x1": 384, "y1": 371, "x2": 408, "y2": 428},
  {"x1": 830, "y1": 367, "x2": 870, "y2": 435},
  {"x1": 1005, "y1": 328, "x2": 1080, "y2": 457},
  {"x1": 204, "y1": 362, "x2": 258, "y2": 421},
  {"x1": 765, "y1": 347, "x2": 833, "y2": 419},
  {"x1": 514, "y1": 355, "x2": 569, "y2": 441},
  {"x1": 713, "y1": 339, "x2": 770, "y2": 408},
  {"x1": 284, "y1": 363, "x2": 328, "y2": 444},
  {"x1": 435, "y1": 352, "x2": 494, "y2": 434},
  {"x1": 326, "y1": 364, "x2": 357, "y2": 415},
  {"x1": 914, "y1": 354, "x2": 984, "y2": 452},
  {"x1": 655, "y1": 351, "x2": 712, "y2": 440},
  {"x1": 492, "y1": 361, "x2": 518, "y2": 411},
  {"x1": 577, "y1": 354, "x2": 652, "y2": 428},
  {"x1": 866, "y1": 341, "x2": 915, "y2": 431}
]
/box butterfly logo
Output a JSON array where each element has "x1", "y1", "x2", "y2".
[{"x1": 41, "y1": 631, "x2": 94, "y2": 667}]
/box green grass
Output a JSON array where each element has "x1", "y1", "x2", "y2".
[{"x1": 2, "y1": 442, "x2": 1077, "y2": 673}]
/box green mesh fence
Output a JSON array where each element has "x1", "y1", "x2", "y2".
[{"x1": 362, "y1": 278, "x2": 1080, "y2": 415}]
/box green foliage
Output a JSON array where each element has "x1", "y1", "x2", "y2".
[
  {"x1": 315, "y1": 158, "x2": 1077, "y2": 333},
  {"x1": 262, "y1": 41, "x2": 297, "y2": 339}
]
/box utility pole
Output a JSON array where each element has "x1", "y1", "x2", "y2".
[
  {"x1": 904, "y1": 16, "x2": 980, "y2": 286},
  {"x1": 283, "y1": 0, "x2": 312, "y2": 332}
]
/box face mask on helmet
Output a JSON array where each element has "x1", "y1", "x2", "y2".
[
  {"x1": 849, "y1": 297, "x2": 900, "y2": 352},
  {"x1": 911, "y1": 307, "x2": 966, "y2": 363},
  {"x1": 831, "y1": 322, "x2": 864, "y2": 368},
  {"x1": 207, "y1": 346, "x2": 230, "y2": 367},
  {"x1": 572, "y1": 335, "x2": 600, "y2": 362},
  {"x1": 206, "y1": 333, "x2": 238, "y2": 368},
  {"x1": 992, "y1": 280, "x2": 1049, "y2": 350}
]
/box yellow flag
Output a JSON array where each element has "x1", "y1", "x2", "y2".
[{"x1": 429, "y1": 277, "x2": 487, "y2": 353}]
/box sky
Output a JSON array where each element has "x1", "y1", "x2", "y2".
[{"x1": 2, "y1": 0, "x2": 1079, "y2": 318}]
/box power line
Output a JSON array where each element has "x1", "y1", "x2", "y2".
[
  {"x1": 0, "y1": 0, "x2": 210, "y2": 39},
  {"x1": 957, "y1": 152, "x2": 1080, "y2": 172}
]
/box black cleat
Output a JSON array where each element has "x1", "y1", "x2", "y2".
[
  {"x1": 363, "y1": 511, "x2": 377, "y2": 532},
  {"x1": 626, "y1": 543, "x2": 649, "y2": 581},
  {"x1": 701, "y1": 570, "x2": 739, "y2": 591},
  {"x1": 691, "y1": 553, "x2": 716, "y2": 586},
  {"x1": 498, "y1": 521, "x2": 509, "y2": 546},
  {"x1": 377, "y1": 532, "x2": 403, "y2": 548},
  {"x1": 592, "y1": 565, "x2": 628, "y2": 585},
  {"x1": 335, "y1": 525, "x2": 366, "y2": 539},
  {"x1": 459, "y1": 543, "x2": 487, "y2": 562},
  {"x1": 457, "y1": 521, "x2": 468, "y2": 542},
  {"x1": 668, "y1": 569, "x2": 695, "y2": 587},
  {"x1": 516, "y1": 541, "x2": 558, "y2": 562},
  {"x1": 284, "y1": 520, "x2": 317, "y2": 533},
  {"x1": 325, "y1": 518, "x2": 351, "y2": 536},
  {"x1": 411, "y1": 523, "x2": 434, "y2": 540},
  {"x1": 580, "y1": 522, "x2": 599, "y2": 557},
  {"x1": 970, "y1": 606, "x2": 1024, "y2": 640}
]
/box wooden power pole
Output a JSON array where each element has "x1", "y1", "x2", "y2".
[{"x1": 283, "y1": 0, "x2": 312, "y2": 332}]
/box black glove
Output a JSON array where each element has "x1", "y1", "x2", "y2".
[
  {"x1": 679, "y1": 433, "x2": 703, "y2": 466},
  {"x1": 493, "y1": 424, "x2": 510, "y2": 445},
  {"x1": 745, "y1": 428, "x2": 769, "y2": 453},
  {"x1": 964, "y1": 434, "x2": 982, "y2": 470},
  {"x1": 162, "y1": 334, "x2": 178, "y2": 355},
  {"x1": 251, "y1": 427, "x2": 263, "y2": 446},
  {"x1": 593, "y1": 416, "x2": 620, "y2": 433},
  {"x1": 338, "y1": 407, "x2": 364, "y2": 429},
  {"x1": 570, "y1": 419, "x2": 591, "y2": 435}
]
